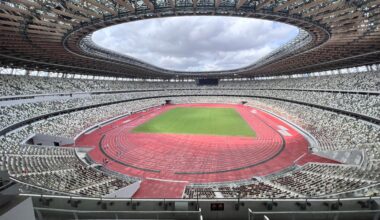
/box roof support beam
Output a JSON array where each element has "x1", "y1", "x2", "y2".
[
  {"x1": 115, "y1": 0, "x2": 135, "y2": 12},
  {"x1": 83, "y1": 0, "x2": 117, "y2": 15},
  {"x1": 236, "y1": 0, "x2": 247, "y2": 9},
  {"x1": 142, "y1": 0, "x2": 155, "y2": 11},
  {"x1": 290, "y1": 0, "x2": 323, "y2": 14},
  {"x1": 66, "y1": 2, "x2": 102, "y2": 18},
  {"x1": 273, "y1": 0, "x2": 300, "y2": 12},
  {"x1": 167, "y1": 0, "x2": 175, "y2": 9},
  {"x1": 193, "y1": 0, "x2": 198, "y2": 8},
  {"x1": 215, "y1": 0, "x2": 221, "y2": 8},
  {"x1": 256, "y1": 0, "x2": 273, "y2": 10}
]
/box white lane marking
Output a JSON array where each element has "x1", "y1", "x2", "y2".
[
  {"x1": 277, "y1": 125, "x2": 292, "y2": 136},
  {"x1": 146, "y1": 177, "x2": 189, "y2": 183}
]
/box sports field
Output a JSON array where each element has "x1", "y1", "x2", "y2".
[{"x1": 132, "y1": 107, "x2": 255, "y2": 137}]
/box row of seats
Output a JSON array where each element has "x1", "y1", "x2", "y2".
[
  {"x1": 270, "y1": 170, "x2": 370, "y2": 197},
  {"x1": 0, "y1": 144, "x2": 135, "y2": 197},
  {"x1": 247, "y1": 99, "x2": 380, "y2": 156},
  {"x1": 220, "y1": 71, "x2": 380, "y2": 91},
  {"x1": 184, "y1": 180, "x2": 294, "y2": 199},
  {"x1": 0, "y1": 70, "x2": 378, "y2": 97},
  {"x1": 0, "y1": 70, "x2": 379, "y2": 198},
  {"x1": 0, "y1": 98, "x2": 166, "y2": 152},
  {"x1": 184, "y1": 162, "x2": 376, "y2": 199},
  {"x1": 0, "y1": 92, "x2": 155, "y2": 130},
  {"x1": 0, "y1": 99, "x2": 165, "y2": 197},
  {"x1": 302, "y1": 163, "x2": 380, "y2": 182},
  {"x1": 1, "y1": 95, "x2": 379, "y2": 197},
  {"x1": 174, "y1": 95, "x2": 379, "y2": 198},
  {"x1": 1, "y1": 89, "x2": 378, "y2": 138},
  {"x1": 16, "y1": 163, "x2": 132, "y2": 197},
  {"x1": 244, "y1": 90, "x2": 379, "y2": 119}
]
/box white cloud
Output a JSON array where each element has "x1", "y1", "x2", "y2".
[{"x1": 92, "y1": 16, "x2": 298, "y2": 72}]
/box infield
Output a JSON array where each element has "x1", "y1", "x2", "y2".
[{"x1": 132, "y1": 107, "x2": 256, "y2": 137}]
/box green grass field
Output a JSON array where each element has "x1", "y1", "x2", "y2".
[{"x1": 132, "y1": 107, "x2": 255, "y2": 137}]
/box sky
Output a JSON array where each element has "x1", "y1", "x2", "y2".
[{"x1": 92, "y1": 16, "x2": 299, "y2": 72}]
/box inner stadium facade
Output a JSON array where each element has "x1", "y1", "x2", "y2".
[
  {"x1": 0, "y1": 0, "x2": 380, "y2": 220},
  {"x1": 1, "y1": 0, "x2": 379, "y2": 78}
]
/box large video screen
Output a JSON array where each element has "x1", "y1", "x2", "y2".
[{"x1": 196, "y1": 78, "x2": 219, "y2": 86}]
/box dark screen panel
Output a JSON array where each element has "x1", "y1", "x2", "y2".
[
  {"x1": 196, "y1": 78, "x2": 219, "y2": 86},
  {"x1": 210, "y1": 203, "x2": 224, "y2": 211}
]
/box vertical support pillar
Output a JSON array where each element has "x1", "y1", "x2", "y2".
[
  {"x1": 371, "y1": 65, "x2": 375, "y2": 71},
  {"x1": 35, "y1": 210, "x2": 44, "y2": 220}
]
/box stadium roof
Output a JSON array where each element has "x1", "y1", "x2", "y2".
[{"x1": 0, "y1": 0, "x2": 379, "y2": 79}]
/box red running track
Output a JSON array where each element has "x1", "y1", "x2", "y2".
[
  {"x1": 133, "y1": 179, "x2": 188, "y2": 199},
  {"x1": 75, "y1": 103, "x2": 336, "y2": 197}
]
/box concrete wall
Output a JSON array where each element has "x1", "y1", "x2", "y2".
[
  {"x1": 26, "y1": 195, "x2": 380, "y2": 220},
  {"x1": 25, "y1": 133, "x2": 73, "y2": 146},
  {"x1": 104, "y1": 181, "x2": 141, "y2": 198},
  {"x1": 314, "y1": 150, "x2": 363, "y2": 165},
  {"x1": 0, "y1": 197, "x2": 35, "y2": 220}
]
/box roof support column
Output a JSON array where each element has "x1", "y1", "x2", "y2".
[
  {"x1": 236, "y1": 0, "x2": 247, "y2": 9},
  {"x1": 215, "y1": 0, "x2": 221, "y2": 8},
  {"x1": 142, "y1": 0, "x2": 155, "y2": 11}
]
